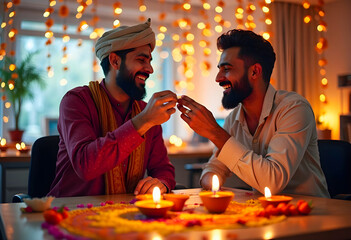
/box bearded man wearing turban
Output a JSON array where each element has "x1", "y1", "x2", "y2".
[{"x1": 48, "y1": 19, "x2": 177, "y2": 197}]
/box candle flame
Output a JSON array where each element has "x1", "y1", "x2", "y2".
[
  {"x1": 0, "y1": 138, "x2": 6, "y2": 146},
  {"x1": 212, "y1": 175, "x2": 219, "y2": 192},
  {"x1": 21, "y1": 142, "x2": 26, "y2": 149},
  {"x1": 264, "y1": 187, "x2": 272, "y2": 198},
  {"x1": 16, "y1": 143, "x2": 21, "y2": 150},
  {"x1": 153, "y1": 186, "x2": 161, "y2": 204}
]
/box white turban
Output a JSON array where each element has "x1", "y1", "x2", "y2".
[{"x1": 95, "y1": 18, "x2": 155, "y2": 61}]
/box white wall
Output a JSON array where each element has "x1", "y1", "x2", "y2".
[{"x1": 324, "y1": 0, "x2": 351, "y2": 139}]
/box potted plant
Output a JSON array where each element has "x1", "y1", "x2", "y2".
[{"x1": 0, "y1": 51, "x2": 45, "y2": 142}]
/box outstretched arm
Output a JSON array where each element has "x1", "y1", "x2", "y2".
[
  {"x1": 177, "y1": 95, "x2": 231, "y2": 151},
  {"x1": 133, "y1": 90, "x2": 177, "y2": 136}
]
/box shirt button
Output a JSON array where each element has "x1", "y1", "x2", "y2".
[{"x1": 253, "y1": 138, "x2": 258, "y2": 144}]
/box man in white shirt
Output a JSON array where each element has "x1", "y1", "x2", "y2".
[{"x1": 177, "y1": 29, "x2": 329, "y2": 198}]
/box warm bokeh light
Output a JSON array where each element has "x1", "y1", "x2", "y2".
[
  {"x1": 60, "y1": 78, "x2": 68, "y2": 86},
  {"x1": 262, "y1": 32, "x2": 270, "y2": 40},
  {"x1": 215, "y1": 25, "x2": 223, "y2": 33},
  {"x1": 3, "y1": 116, "x2": 9, "y2": 123},
  {"x1": 45, "y1": 30, "x2": 54, "y2": 38},
  {"x1": 304, "y1": 15, "x2": 311, "y2": 24},
  {"x1": 8, "y1": 83, "x2": 15, "y2": 90},
  {"x1": 172, "y1": 34, "x2": 180, "y2": 41},
  {"x1": 182, "y1": 3, "x2": 191, "y2": 10},
  {"x1": 156, "y1": 39, "x2": 163, "y2": 47},
  {"x1": 262, "y1": 6, "x2": 270, "y2": 13},
  {"x1": 157, "y1": 33, "x2": 165, "y2": 40},
  {"x1": 302, "y1": 0, "x2": 311, "y2": 9},
  {"x1": 113, "y1": 20, "x2": 120, "y2": 28},
  {"x1": 159, "y1": 26, "x2": 167, "y2": 33},
  {"x1": 197, "y1": 22, "x2": 206, "y2": 29},
  {"x1": 114, "y1": 8, "x2": 122, "y2": 15},
  {"x1": 62, "y1": 34, "x2": 70, "y2": 42},
  {"x1": 9, "y1": 64, "x2": 16, "y2": 71},
  {"x1": 4, "y1": 102, "x2": 11, "y2": 108},
  {"x1": 203, "y1": 3, "x2": 211, "y2": 10},
  {"x1": 215, "y1": 6, "x2": 223, "y2": 13},
  {"x1": 265, "y1": 18, "x2": 272, "y2": 25},
  {"x1": 319, "y1": 93, "x2": 326, "y2": 103},
  {"x1": 139, "y1": 5, "x2": 146, "y2": 12}
]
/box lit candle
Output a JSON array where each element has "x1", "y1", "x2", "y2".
[
  {"x1": 0, "y1": 138, "x2": 8, "y2": 152},
  {"x1": 258, "y1": 187, "x2": 293, "y2": 208},
  {"x1": 199, "y1": 174, "x2": 234, "y2": 214},
  {"x1": 135, "y1": 187, "x2": 174, "y2": 218}
]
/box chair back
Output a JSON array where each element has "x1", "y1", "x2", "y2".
[
  {"x1": 318, "y1": 139, "x2": 351, "y2": 198},
  {"x1": 28, "y1": 135, "x2": 60, "y2": 198}
]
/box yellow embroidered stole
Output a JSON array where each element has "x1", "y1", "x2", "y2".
[{"x1": 88, "y1": 81, "x2": 145, "y2": 194}]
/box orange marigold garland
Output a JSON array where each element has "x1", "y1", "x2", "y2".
[{"x1": 42, "y1": 200, "x2": 291, "y2": 239}]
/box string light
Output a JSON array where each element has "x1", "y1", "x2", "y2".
[{"x1": 303, "y1": 0, "x2": 329, "y2": 129}]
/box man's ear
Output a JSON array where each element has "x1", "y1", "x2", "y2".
[
  {"x1": 109, "y1": 53, "x2": 121, "y2": 70},
  {"x1": 250, "y1": 63, "x2": 262, "y2": 79}
]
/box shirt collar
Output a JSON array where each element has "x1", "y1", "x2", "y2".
[
  {"x1": 260, "y1": 84, "x2": 276, "y2": 121},
  {"x1": 236, "y1": 84, "x2": 276, "y2": 124}
]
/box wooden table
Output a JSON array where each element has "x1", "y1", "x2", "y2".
[
  {"x1": 1, "y1": 188, "x2": 351, "y2": 240},
  {"x1": 0, "y1": 150, "x2": 31, "y2": 203}
]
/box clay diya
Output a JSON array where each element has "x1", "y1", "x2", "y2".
[
  {"x1": 199, "y1": 175, "x2": 234, "y2": 214},
  {"x1": 258, "y1": 187, "x2": 293, "y2": 208},
  {"x1": 0, "y1": 138, "x2": 8, "y2": 152},
  {"x1": 135, "y1": 187, "x2": 174, "y2": 218},
  {"x1": 16, "y1": 142, "x2": 30, "y2": 154},
  {"x1": 163, "y1": 193, "x2": 189, "y2": 211}
]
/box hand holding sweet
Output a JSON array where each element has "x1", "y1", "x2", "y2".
[{"x1": 132, "y1": 90, "x2": 177, "y2": 136}]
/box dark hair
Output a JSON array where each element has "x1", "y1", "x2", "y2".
[
  {"x1": 100, "y1": 48, "x2": 135, "y2": 77},
  {"x1": 217, "y1": 29, "x2": 276, "y2": 83}
]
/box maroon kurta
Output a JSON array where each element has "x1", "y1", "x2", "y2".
[{"x1": 48, "y1": 80, "x2": 175, "y2": 197}]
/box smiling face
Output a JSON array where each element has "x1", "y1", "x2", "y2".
[
  {"x1": 216, "y1": 47, "x2": 253, "y2": 109},
  {"x1": 115, "y1": 45, "x2": 154, "y2": 100}
]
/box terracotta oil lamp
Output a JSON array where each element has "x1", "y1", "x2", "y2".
[
  {"x1": 163, "y1": 193, "x2": 189, "y2": 211},
  {"x1": 16, "y1": 142, "x2": 30, "y2": 154},
  {"x1": 258, "y1": 187, "x2": 293, "y2": 208},
  {"x1": 135, "y1": 186, "x2": 174, "y2": 218},
  {"x1": 199, "y1": 175, "x2": 234, "y2": 214},
  {"x1": 0, "y1": 138, "x2": 8, "y2": 152}
]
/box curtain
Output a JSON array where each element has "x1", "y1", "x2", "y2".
[{"x1": 270, "y1": 1, "x2": 320, "y2": 114}]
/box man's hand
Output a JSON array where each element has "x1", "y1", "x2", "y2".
[
  {"x1": 177, "y1": 95, "x2": 230, "y2": 150},
  {"x1": 134, "y1": 176, "x2": 168, "y2": 195},
  {"x1": 132, "y1": 90, "x2": 177, "y2": 136},
  {"x1": 200, "y1": 172, "x2": 220, "y2": 190}
]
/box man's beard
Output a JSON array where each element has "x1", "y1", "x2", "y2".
[
  {"x1": 221, "y1": 70, "x2": 253, "y2": 109},
  {"x1": 115, "y1": 61, "x2": 146, "y2": 101}
]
